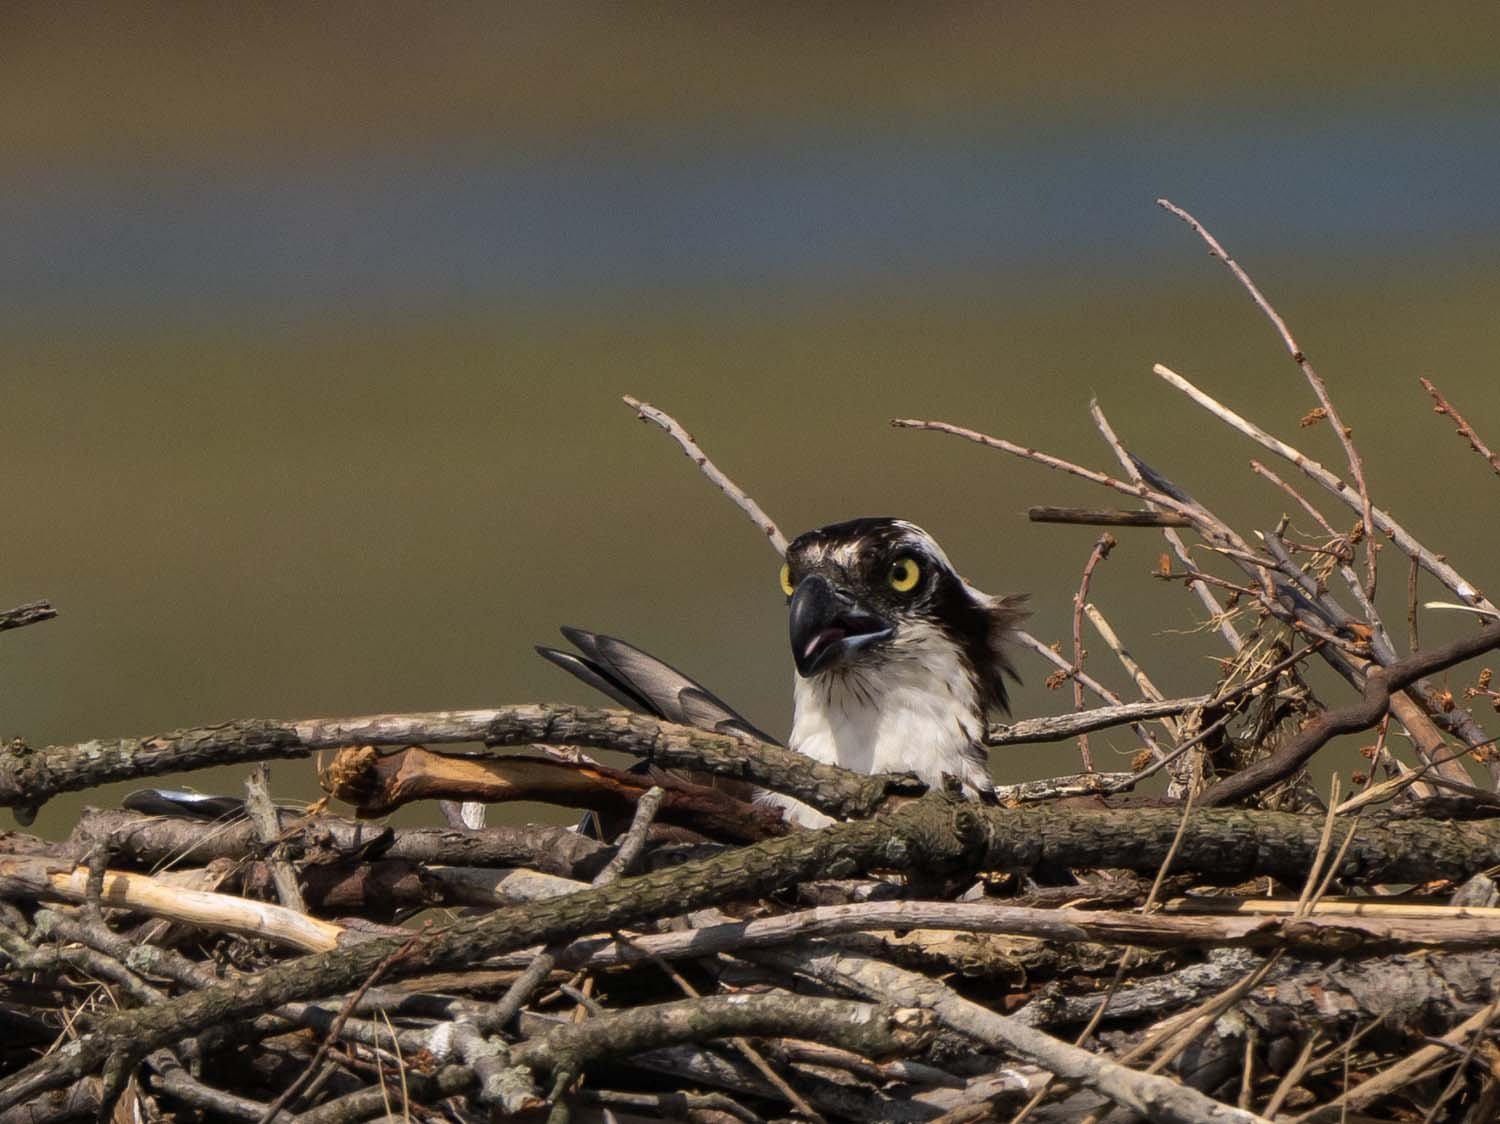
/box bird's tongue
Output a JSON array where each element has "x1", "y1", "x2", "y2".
[{"x1": 803, "y1": 627, "x2": 846, "y2": 662}]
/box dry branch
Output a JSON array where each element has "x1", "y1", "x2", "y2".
[
  {"x1": 0, "y1": 600, "x2": 56, "y2": 633},
  {"x1": 1421, "y1": 375, "x2": 1500, "y2": 478},
  {"x1": 623, "y1": 394, "x2": 788, "y2": 555},
  {"x1": 1157, "y1": 197, "x2": 1378, "y2": 595},
  {"x1": 1028, "y1": 506, "x2": 1191, "y2": 528}
]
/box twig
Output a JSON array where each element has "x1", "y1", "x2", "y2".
[
  {"x1": 1083, "y1": 604, "x2": 1176, "y2": 739},
  {"x1": 1261, "y1": 1034, "x2": 1319, "y2": 1118},
  {"x1": 0, "y1": 600, "x2": 57, "y2": 633},
  {"x1": 892, "y1": 418, "x2": 1199, "y2": 523},
  {"x1": 1011, "y1": 630, "x2": 1165, "y2": 757},
  {"x1": 1157, "y1": 198, "x2": 1377, "y2": 597},
  {"x1": 243, "y1": 765, "x2": 306, "y2": 913},
  {"x1": 1408, "y1": 556, "x2": 1421, "y2": 654},
  {"x1": 1153, "y1": 362, "x2": 1491, "y2": 612},
  {"x1": 1090, "y1": 399, "x2": 1244, "y2": 651},
  {"x1": 1420, "y1": 376, "x2": 1500, "y2": 478},
  {"x1": 628, "y1": 942, "x2": 825, "y2": 1122},
  {"x1": 1071, "y1": 534, "x2": 1117, "y2": 771},
  {"x1": 1028, "y1": 506, "x2": 1190, "y2": 528},
  {"x1": 623, "y1": 395, "x2": 788, "y2": 556},
  {"x1": 590, "y1": 785, "x2": 664, "y2": 884}
]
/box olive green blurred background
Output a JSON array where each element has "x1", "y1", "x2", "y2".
[{"x1": 4, "y1": 4, "x2": 1498, "y2": 836}]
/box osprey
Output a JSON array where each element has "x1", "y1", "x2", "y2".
[{"x1": 539, "y1": 518, "x2": 1027, "y2": 828}]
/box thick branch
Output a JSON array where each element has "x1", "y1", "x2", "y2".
[
  {"x1": 0, "y1": 706, "x2": 917, "y2": 819},
  {"x1": 507, "y1": 993, "x2": 932, "y2": 1074},
  {"x1": 70, "y1": 807, "x2": 613, "y2": 881}
]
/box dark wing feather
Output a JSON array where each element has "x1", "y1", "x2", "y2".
[{"x1": 538, "y1": 627, "x2": 781, "y2": 746}]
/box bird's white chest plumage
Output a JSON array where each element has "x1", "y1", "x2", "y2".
[{"x1": 765, "y1": 625, "x2": 992, "y2": 828}]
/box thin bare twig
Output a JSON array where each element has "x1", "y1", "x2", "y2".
[
  {"x1": 1420, "y1": 376, "x2": 1500, "y2": 478},
  {"x1": 1090, "y1": 399, "x2": 1244, "y2": 651},
  {"x1": 1071, "y1": 534, "x2": 1117, "y2": 770},
  {"x1": 1012, "y1": 630, "x2": 1165, "y2": 758},
  {"x1": 623, "y1": 395, "x2": 788, "y2": 556},
  {"x1": 1028, "y1": 506, "x2": 1190, "y2": 528},
  {"x1": 1157, "y1": 198, "x2": 1378, "y2": 597}
]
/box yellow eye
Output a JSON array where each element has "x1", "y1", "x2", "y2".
[
  {"x1": 779, "y1": 563, "x2": 795, "y2": 596},
  {"x1": 888, "y1": 557, "x2": 921, "y2": 593}
]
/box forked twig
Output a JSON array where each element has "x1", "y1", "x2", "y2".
[
  {"x1": 1090, "y1": 400, "x2": 1243, "y2": 651},
  {"x1": 1154, "y1": 362, "x2": 1492, "y2": 612},
  {"x1": 1157, "y1": 198, "x2": 1378, "y2": 597},
  {"x1": 623, "y1": 395, "x2": 789, "y2": 556}
]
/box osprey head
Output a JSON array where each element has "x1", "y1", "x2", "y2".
[{"x1": 781, "y1": 517, "x2": 1027, "y2": 715}]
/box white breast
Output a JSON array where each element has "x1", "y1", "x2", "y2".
[{"x1": 763, "y1": 625, "x2": 992, "y2": 828}]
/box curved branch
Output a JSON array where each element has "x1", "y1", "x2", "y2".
[{"x1": 1200, "y1": 622, "x2": 1500, "y2": 806}]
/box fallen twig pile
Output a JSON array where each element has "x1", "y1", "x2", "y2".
[{"x1": 4, "y1": 203, "x2": 1500, "y2": 1122}]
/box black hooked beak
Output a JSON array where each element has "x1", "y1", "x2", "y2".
[{"x1": 789, "y1": 574, "x2": 894, "y2": 677}]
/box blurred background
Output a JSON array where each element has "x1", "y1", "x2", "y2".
[{"x1": 3, "y1": 4, "x2": 1498, "y2": 836}]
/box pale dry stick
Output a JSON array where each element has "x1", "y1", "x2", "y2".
[
  {"x1": 1071, "y1": 534, "x2": 1117, "y2": 771},
  {"x1": 1420, "y1": 376, "x2": 1500, "y2": 479},
  {"x1": 1237, "y1": 1026, "x2": 1256, "y2": 1112},
  {"x1": 1089, "y1": 400, "x2": 1244, "y2": 652},
  {"x1": 0, "y1": 857, "x2": 343, "y2": 952},
  {"x1": 1291, "y1": 1000, "x2": 1500, "y2": 1123},
  {"x1": 1153, "y1": 362, "x2": 1492, "y2": 612},
  {"x1": 623, "y1": 395, "x2": 788, "y2": 556},
  {"x1": 1083, "y1": 603, "x2": 1178, "y2": 741},
  {"x1": 1011, "y1": 630, "x2": 1165, "y2": 758},
  {"x1": 1157, "y1": 198, "x2": 1377, "y2": 597},
  {"x1": 1251, "y1": 460, "x2": 1339, "y2": 538},
  {"x1": 1127, "y1": 952, "x2": 1287, "y2": 1092}
]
